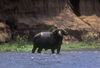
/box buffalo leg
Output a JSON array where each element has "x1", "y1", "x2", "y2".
[
  {"x1": 37, "y1": 48, "x2": 43, "y2": 53},
  {"x1": 57, "y1": 47, "x2": 61, "y2": 54},
  {"x1": 32, "y1": 45, "x2": 37, "y2": 53},
  {"x1": 51, "y1": 49, "x2": 55, "y2": 54}
]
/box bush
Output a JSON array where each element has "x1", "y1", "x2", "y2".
[{"x1": 16, "y1": 35, "x2": 28, "y2": 47}]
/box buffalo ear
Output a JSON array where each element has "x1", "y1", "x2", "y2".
[{"x1": 50, "y1": 27, "x2": 57, "y2": 32}]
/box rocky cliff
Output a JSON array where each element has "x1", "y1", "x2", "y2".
[{"x1": 0, "y1": 0, "x2": 100, "y2": 43}]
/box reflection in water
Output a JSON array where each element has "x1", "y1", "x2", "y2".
[{"x1": 0, "y1": 50, "x2": 100, "y2": 68}]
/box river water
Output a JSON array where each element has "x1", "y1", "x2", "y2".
[{"x1": 0, "y1": 49, "x2": 100, "y2": 68}]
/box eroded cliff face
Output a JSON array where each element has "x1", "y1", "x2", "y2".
[
  {"x1": 0, "y1": 0, "x2": 68, "y2": 20},
  {"x1": 70, "y1": 0, "x2": 100, "y2": 16},
  {"x1": 80, "y1": 0, "x2": 100, "y2": 16},
  {"x1": 0, "y1": 0, "x2": 71, "y2": 42},
  {"x1": 0, "y1": 0, "x2": 100, "y2": 43},
  {"x1": 0, "y1": 23, "x2": 11, "y2": 43}
]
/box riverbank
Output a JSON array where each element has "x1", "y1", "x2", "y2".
[{"x1": 0, "y1": 42, "x2": 100, "y2": 52}]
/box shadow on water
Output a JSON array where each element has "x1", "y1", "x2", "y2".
[{"x1": 0, "y1": 50, "x2": 100, "y2": 68}]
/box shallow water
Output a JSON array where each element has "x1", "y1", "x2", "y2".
[{"x1": 0, "y1": 49, "x2": 100, "y2": 68}]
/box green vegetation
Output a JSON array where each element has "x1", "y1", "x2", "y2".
[
  {"x1": 0, "y1": 35, "x2": 32, "y2": 52},
  {"x1": 0, "y1": 35, "x2": 100, "y2": 52},
  {"x1": 0, "y1": 43, "x2": 32, "y2": 52},
  {"x1": 0, "y1": 42, "x2": 100, "y2": 52},
  {"x1": 16, "y1": 35, "x2": 28, "y2": 47},
  {"x1": 62, "y1": 42, "x2": 100, "y2": 50}
]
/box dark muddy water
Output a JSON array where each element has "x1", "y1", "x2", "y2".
[{"x1": 0, "y1": 49, "x2": 100, "y2": 68}]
